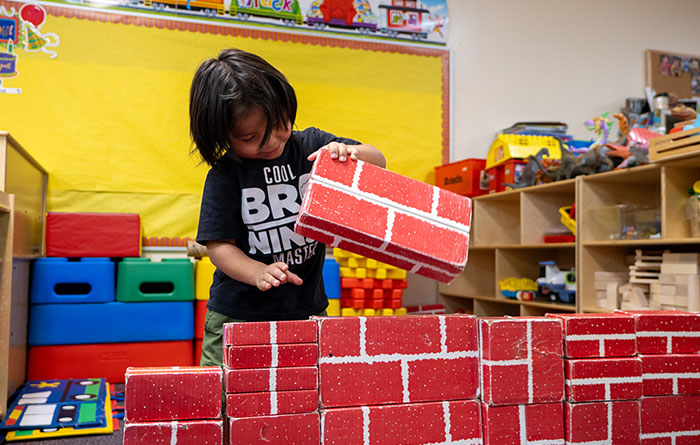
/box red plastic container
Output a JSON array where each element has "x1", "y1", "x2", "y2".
[
  {"x1": 486, "y1": 159, "x2": 527, "y2": 194},
  {"x1": 434, "y1": 158, "x2": 487, "y2": 197}
]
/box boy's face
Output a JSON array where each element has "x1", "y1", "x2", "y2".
[{"x1": 229, "y1": 107, "x2": 291, "y2": 160}]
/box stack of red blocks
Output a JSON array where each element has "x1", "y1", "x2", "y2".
[
  {"x1": 340, "y1": 276, "x2": 407, "y2": 311},
  {"x1": 223, "y1": 320, "x2": 320, "y2": 445},
  {"x1": 478, "y1": 317, "x2": 566, "y2": 444},
  {"x1": 319, "y1": 315, "x2": 483, "y2": 444},
  {"x1": 123, "y1": 366, "x2": 224, "y2": 445},
  {"x1": 548, "y1": 313, "x2": 643, "y2": 444},
  {"x1": 619, "y1": 310, "x2": 700, "y2": 444}
]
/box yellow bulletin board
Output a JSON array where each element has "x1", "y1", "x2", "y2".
[{"x1": 0, "y1": 0, "x2": 449, "y2": 242}]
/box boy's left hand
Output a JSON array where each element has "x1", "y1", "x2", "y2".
[{"x1": 308, "y1": 142, "x2": 359, "y2": 163}]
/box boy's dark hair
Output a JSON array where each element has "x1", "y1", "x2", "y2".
[{"x1": 189, "y1": 49, "x2": 297, "y2": 166}]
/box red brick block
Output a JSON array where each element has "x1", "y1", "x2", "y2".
[
  {"x1": 618, "y1": 310, "x2": 700, "y2": 354},
  {"x1": 482, "y1": 402, "x2": 564, "y2": 444},
  {"x1": 641, "y1": 354, "x2": 700, "y2": 396},
  {"x1": 223, "y1": 320, "x2": 317, "y2": 346},
  {"x1": 123, "y1": 420, "x2": 223, "y2": 445},
  {"x1": 318, "y1": 315, "x2": 479, "y2": 408},
  {"x1": 479, "y1": 317, "x2": 564, "y2": 405},
  {"x1": 405, "y1": 304, "x2": 447, "y2": 315},
  {"x1": 546, "y1": 313, "x2": 636, "y2": 358},
  {"x1": 224, "y1": 343, "x2": 318, "y2": 369},
  {"x1": 321, "y1": 400, "x2": 482, "y2": 445},
  {"x1": 565, "y1": 357, "x2": 642, "y2": 402},
  {"x1": 641, "y1": 395, "x2": 700, "y2": 443},
  {"x1": 225, "y1": 366, "x2": 318, "y2": 393},
  {"x1": 226, "y1": 389, "x2": 318, "y2": 417},
  {"x1": 46, "y1": 212, "x2": 141, "y2": 257},
  {"x1": 124, "y1": 366, "x2": 222, "y2": 422},
  {"x1": 296, "y1": 149, "x2": 471, "y2": 283},
  {"x1": 565, "y1": 400, "x2": 640, "y2": 445},
  {"x1": 228, "y1": 412, "x2": 320, "y2": 445}
]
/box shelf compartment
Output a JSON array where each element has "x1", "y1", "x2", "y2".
[
  {"x1": 579, "y1": 165, "x2": 661, "y2": 243},
  {"x1": 472, "y1": 192, "x2": 520, "y2": 246},
  {"x1": 438, "y1": 249, "x2": 495, "y2": 298},
  {"x1": 661, "y1": 163, "x2": 700, "y2": 239},
  {"x1": 520, "y1": 181, "x2": 576, "y2": 245}
]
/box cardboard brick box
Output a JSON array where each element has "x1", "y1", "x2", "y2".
[
  {"x1": 124, "y1": 366, "x2": 222, "y2": 422},
  {"x1": 481, "y1": 402, "x2": 564, "y2": 444},
  {"x1": 565, "y1": 357, "x2": 642, "y2": 402},
  {"x1": 223, "y1": 320, "x2": 317, "y2": 346},
  {"x1": 618, "y1": 310, "x2": 700, "y2": 354},
  {"x1": 123, "y1": 420, "x2": 223, "y2": 445},
  {"x1": 295, "y1": 149, "x2": 472, "y2": 283},
  {"x1": 223, "y1": 343, "x2": 318, "y2": 369},
  {"x1": 225, "y1": 389, "x2": 318, "y2": 417},
  {"x1": 318, "y1": 315, "x2": 479, "y2": 408},
  {"x1": 641, "y1": 354, "x2": 700, "y2": 396},
  {"x1": 225, "y1": 366, "x2": 318, "y2": 393},
  {"x1": 641, "y1": 395, "x2": 700, "y2": 443},
  {"x1": 321, "y1": 400, "x2": 482, "y2": 445},
  {"x1": 546, "y1": 313, "x2": 636, "y2": 358},
  {"x1": 565, "y1": 400, "x2": 640, "y2": 445},
  {"x1": 479, "y1": 317, "x2": 564, "y2": 405},
  {"x1": 228, "y1": 412, "x2": 320, "y2": 445}
]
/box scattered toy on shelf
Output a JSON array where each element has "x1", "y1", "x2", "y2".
[
  {"x1": 559, "y1": 204, "x2": 576, "y2": 235},
  {"x1": 688, "y1": 182, "x2": 700, "y2": 238},
  {"x1": 485, "y1": 134, "x2": 561, "y2": 193},
  {"x1": 536, "y1": 261, "x2": 575, "y2": 304},
  {"x1": 501, "y1": 148, "x2": 550, "y2": 189},
  {"x1": 584, "y1": 112, "x2": 614, "y2": 148},
  {"x1": 498, "y1": 277, "x2": 537, "y2": 301}
]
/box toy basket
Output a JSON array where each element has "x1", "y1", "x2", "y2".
[{"x1": 649, "y1": 120, "x2": 700, "y2": 161}]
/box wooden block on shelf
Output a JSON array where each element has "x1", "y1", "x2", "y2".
[{"x1": 661, "y1": 263, "x2": 700, "y2": 275}]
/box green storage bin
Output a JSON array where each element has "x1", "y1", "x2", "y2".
[{"x1": 116, "y1": 258, "x2": 194, "y2": 302}]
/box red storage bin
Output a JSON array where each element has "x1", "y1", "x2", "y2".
[
  {"x1": 486, "y1": 159, "x2": 527, "y2": 194},
  {"x1": 434, "y1": 158, "x2": 487, "y2": 197}
]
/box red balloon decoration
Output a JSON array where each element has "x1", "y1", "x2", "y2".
[{"x1": 20, "y1": 4, "x2": 46, "y2": 27}]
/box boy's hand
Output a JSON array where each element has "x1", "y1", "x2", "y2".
[
  {"x1": 255, "y1": 262, "x2": 303, "y2": 291},
  {"x1": 308, "y1": 142, "x2": 359, "y2": 163}
]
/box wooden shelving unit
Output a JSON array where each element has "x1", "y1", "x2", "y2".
[{"x1": 438, "y1": 153, "x2": 700, "y2": 316}]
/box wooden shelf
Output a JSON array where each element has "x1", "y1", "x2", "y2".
[{"x1": 441, "y1": 157, "x2": 700, "y2": 316}]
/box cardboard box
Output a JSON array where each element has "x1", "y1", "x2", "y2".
[
  {"x1": 565, "y1": 400, "x2": 640, "y2": 445},
  {"x1": 546, "y1": 313, "x2": 636, "y2": 358},
  {"x1": 565, "y1": 357, "x2": 642, "y2": 402},
  {"x1": 228, "y1": 412, "x2": 320, "y2": 445},
  {"x1": 295, "y1": 149, "x2": 472, "y2": 283},
  {"x1": 46, "y1": 212, "x2": 141, "y2": 257},
  {"x1": 226, "y1": 389, "x2": 318, "y2": 417},
  {"x1": 641, "y1": 395, "x2": 700, "y2": 443},
  {"x1": 479, "y1": 317, "x2": 564, "y2": 405},
  {"x1": 318, "y1": 315, "x2": 479, "y2": 408},
  {"x1": 123, "y1": 420, "x2": 223, "y2": 445},
  {"x1": 124, "y1": 366, "x2": 222, "y2": 422},
  {"x1": 224, "y1": 343, "x2": 318, "y2": 369},
  {"x1": 321, "y1": 400, "x2": 482, "y2": 445},
  {"x1": 223, "y1": 320, "x2": 317, "y2": 346},
  {"x1": 225, "y1": 366, "x2": 318, "y2": 393},
  {"x1": 481, "y1": 402, "x2": 564, "y2": 444},
  {"x1": 641, "y1": 354, "x2": 700, "y2": 396},
  {"x1": 618, "y1": 310, "x2": 700, "y2": 354}
]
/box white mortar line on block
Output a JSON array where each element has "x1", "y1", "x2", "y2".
[
  {"x1": 359, "y1": 317, "x2": 367, "y2": 357},
  {"x1": 442, "y1": 401, "x2": 452, "y2": 442},
  {"x1": 431, "y1": 187, "x2": 440, "y2": 216},
  {"x1": 565, "y1": 333, "x2": 636, "y2": 357},
  {"x1": 319, "y1": 350, "x2": 478, "y2": 365},
  {"x1": 439, "y1": 316, "x2": 448, "y2": 354},
  {"x1": 351, "y1": 162, "x2": 363, "y2": 190},
  {"x1": 401, "y1": 360, "x2": 410, "y2": 403},
  {"x1": 527, "y1": 320, "x2": 533, "y2": 404},
  {"x1": 362, "y1": 406, "x2": 370, "y2": 445},
  {"x1": 170, "y1": 421, "x2": 178, "y2": 445},
  {"x1": 379, "y1": 208, "x2": 396, "y2": 251}
]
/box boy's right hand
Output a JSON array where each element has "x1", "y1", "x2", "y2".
[{"x1": 255, "y1": 262, "x2": 303, "y2": 291}]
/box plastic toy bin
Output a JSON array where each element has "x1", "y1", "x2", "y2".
[
  {"x1": 434, "y1": 158, "x2": 487, "y2": 197},
  {"x1": 588, "y1": 204, "x2": 661, "y2": 240}
]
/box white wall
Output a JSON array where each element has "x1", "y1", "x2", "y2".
[{"x1": 446, "y1": 0, "x2": 700, "y2": 160}]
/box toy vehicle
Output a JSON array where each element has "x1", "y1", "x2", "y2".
[
  {"x1": 144, "y1": 0, "x2": 225, "y2": 17},
  {"x1": 499, "y1": 277, "x2": 537, "y2": 301},
  {"x1": 536, "y1": 261, "x2": 575, "y2": 303},
  {"x1": 232, "y1": 0, "x2": 303, "y2": 25},
  {"x1": 378, "y1": 0, "x2": 429, "y2": 40}
]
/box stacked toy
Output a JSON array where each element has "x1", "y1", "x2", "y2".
[
  {"x1": 478, "y1": 316, "x2": 566, "y2": 443},
  {"x1": 333, "y1": 247, "x2": 408, "y2": 316},
  {"x1": 123, "y1": 366, "x2": 224, "y2": 444},
  {"x1": 223, "y1": 320, "x2": 320, "y2": 444},
  {"x1": 548, "y1": 313, "x2": 642, "y2": 443},
  {"x1": 27, "y1": 212, "x2": 194, "y2": 383},
  {"x1": 194, "y1": 256, "x2": 216, "y2": 364},
  {"x1": 319, "y1": 315, "x2": 483, "y2": 444}
]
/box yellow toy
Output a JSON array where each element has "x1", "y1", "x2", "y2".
[
  {"x1": 486, "y1": 134, "x2": 562, "y2": 170},
  {"x1": 499, "y1": 277, "x2": 537, "y2": 300}
]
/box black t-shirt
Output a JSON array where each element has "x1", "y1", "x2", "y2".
[{"x1": 196, "y1": 127, "x2": 359, "y2": 321}]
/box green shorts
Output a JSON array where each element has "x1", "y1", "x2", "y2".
[{"x1": 200, "y1": 309, "x2": 328, "y2": 367}]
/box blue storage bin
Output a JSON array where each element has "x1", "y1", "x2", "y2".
[
  {"x1": 30, "y1": 258, "x2": 115, "y2": 304},
  {"x1": 28, "y1": 302, "x2": 194, "y2": 345},
  {"x1": 323, "y1": 258, "x2": 341, "y2": 300}
]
